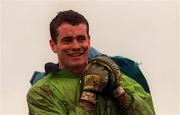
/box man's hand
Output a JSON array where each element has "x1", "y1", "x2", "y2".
[
  {"x1": 91, "y1": 55, "x2": 129, "y2": 103},
  {"x1": 80, "y1": 62, "x2": 109, "y2": 112},
  {"x1": 82, "y1": 62, "x2": 109, "y2": 92}
]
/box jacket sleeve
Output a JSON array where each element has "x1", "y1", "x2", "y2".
[
  {"x1": 119, "y1": 74, "x2": 156, "y2": 115},
  {"x1": 27, "y1": 84, "x2": 92, "y2": 115}
]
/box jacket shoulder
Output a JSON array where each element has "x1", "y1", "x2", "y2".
[{"x1": 30, "y1": 71, "x2": 46, "y2": 85}]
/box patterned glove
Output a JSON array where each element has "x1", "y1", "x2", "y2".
[
  {"x1": 80, "y1": 61, "x2": 109, "y2": 112},
  {"x1": 91, "y1": 55, "x2": 129, "y2": 104}
]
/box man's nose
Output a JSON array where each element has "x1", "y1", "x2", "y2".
[{"x1": 71, "y1": 39, "x2": 81, "y2": 49}]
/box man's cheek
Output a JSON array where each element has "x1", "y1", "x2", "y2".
[{"x1": 82, "y1": 44, "x2": 89, "y2": 51}]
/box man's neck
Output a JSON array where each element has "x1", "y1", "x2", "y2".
[{"x1": 68, "y1": 66, "x2": 85, "y2": 76}]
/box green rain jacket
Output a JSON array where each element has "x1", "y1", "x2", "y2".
[{"x1": 27, "y1": 69, "x2": 155, "y2": 115}]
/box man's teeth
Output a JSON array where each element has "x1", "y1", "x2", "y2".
[{"x1": 69, "y1": 53, "x2": 82, "y2": 57}]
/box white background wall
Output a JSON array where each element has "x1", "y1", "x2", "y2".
[{"x1": 1, "y1": 0, "x2": 180, "y2": 115}]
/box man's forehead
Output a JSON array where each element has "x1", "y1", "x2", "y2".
[{"x1": 57, "y1": 23, "x2": 88, "y2": 39}]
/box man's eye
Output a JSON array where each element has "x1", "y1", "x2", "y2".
[
  {"x1": 62, "y1": 37, "x2": 73, "y2": 43},
  {"x1": 77, "y1": 35, "x2": 86, "y2": 42}
]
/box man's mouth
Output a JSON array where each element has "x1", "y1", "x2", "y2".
[
  {"x1": 67, "y1": 48, "x2": 88, "y2": 57},
  {"x1": 67, "y1": 53, "x2": 83, "y2": 57}
]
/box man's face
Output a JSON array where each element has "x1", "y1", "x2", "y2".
[{"x1": 50, "y1": 23, "x2": 90, "y2": 69}]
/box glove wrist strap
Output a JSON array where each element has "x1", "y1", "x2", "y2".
[{"x1": 80, "y1": 91, "x2": 96, "y2": 104}]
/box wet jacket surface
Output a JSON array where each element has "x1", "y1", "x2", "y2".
[{"x1": 27, "y1": 69, "x2": 155, "y2": 115}]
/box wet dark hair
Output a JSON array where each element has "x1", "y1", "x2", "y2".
[{"x1": 50, "y1": 10, "x2": 89, "y2": 43}]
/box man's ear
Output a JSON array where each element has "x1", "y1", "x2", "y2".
[
  {"x1": 49, "y1": 39, "x2": 57, "y2": 53},
  {"x1": 88, "y1": 35, "x2": 90, "y2": 46}
]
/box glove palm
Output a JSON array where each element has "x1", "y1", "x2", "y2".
[{"x1": 80, "y1": 62, "x2": 109, "y2": 112}]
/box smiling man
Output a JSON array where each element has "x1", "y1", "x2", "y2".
[
  {"x1": 50, "y1": 23, "x2": 90, "y2": 76},
  {"x1": 27, "y1": 10, "x2": 155, "y2": 115}
]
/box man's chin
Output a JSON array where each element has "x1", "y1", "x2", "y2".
[{"x1": 70, "y1": 63, "x2": 83, "y2": 67}]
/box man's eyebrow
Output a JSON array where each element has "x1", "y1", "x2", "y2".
[{"x1": 76, "y1": 35, "x2": 86, "y2": 38}]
